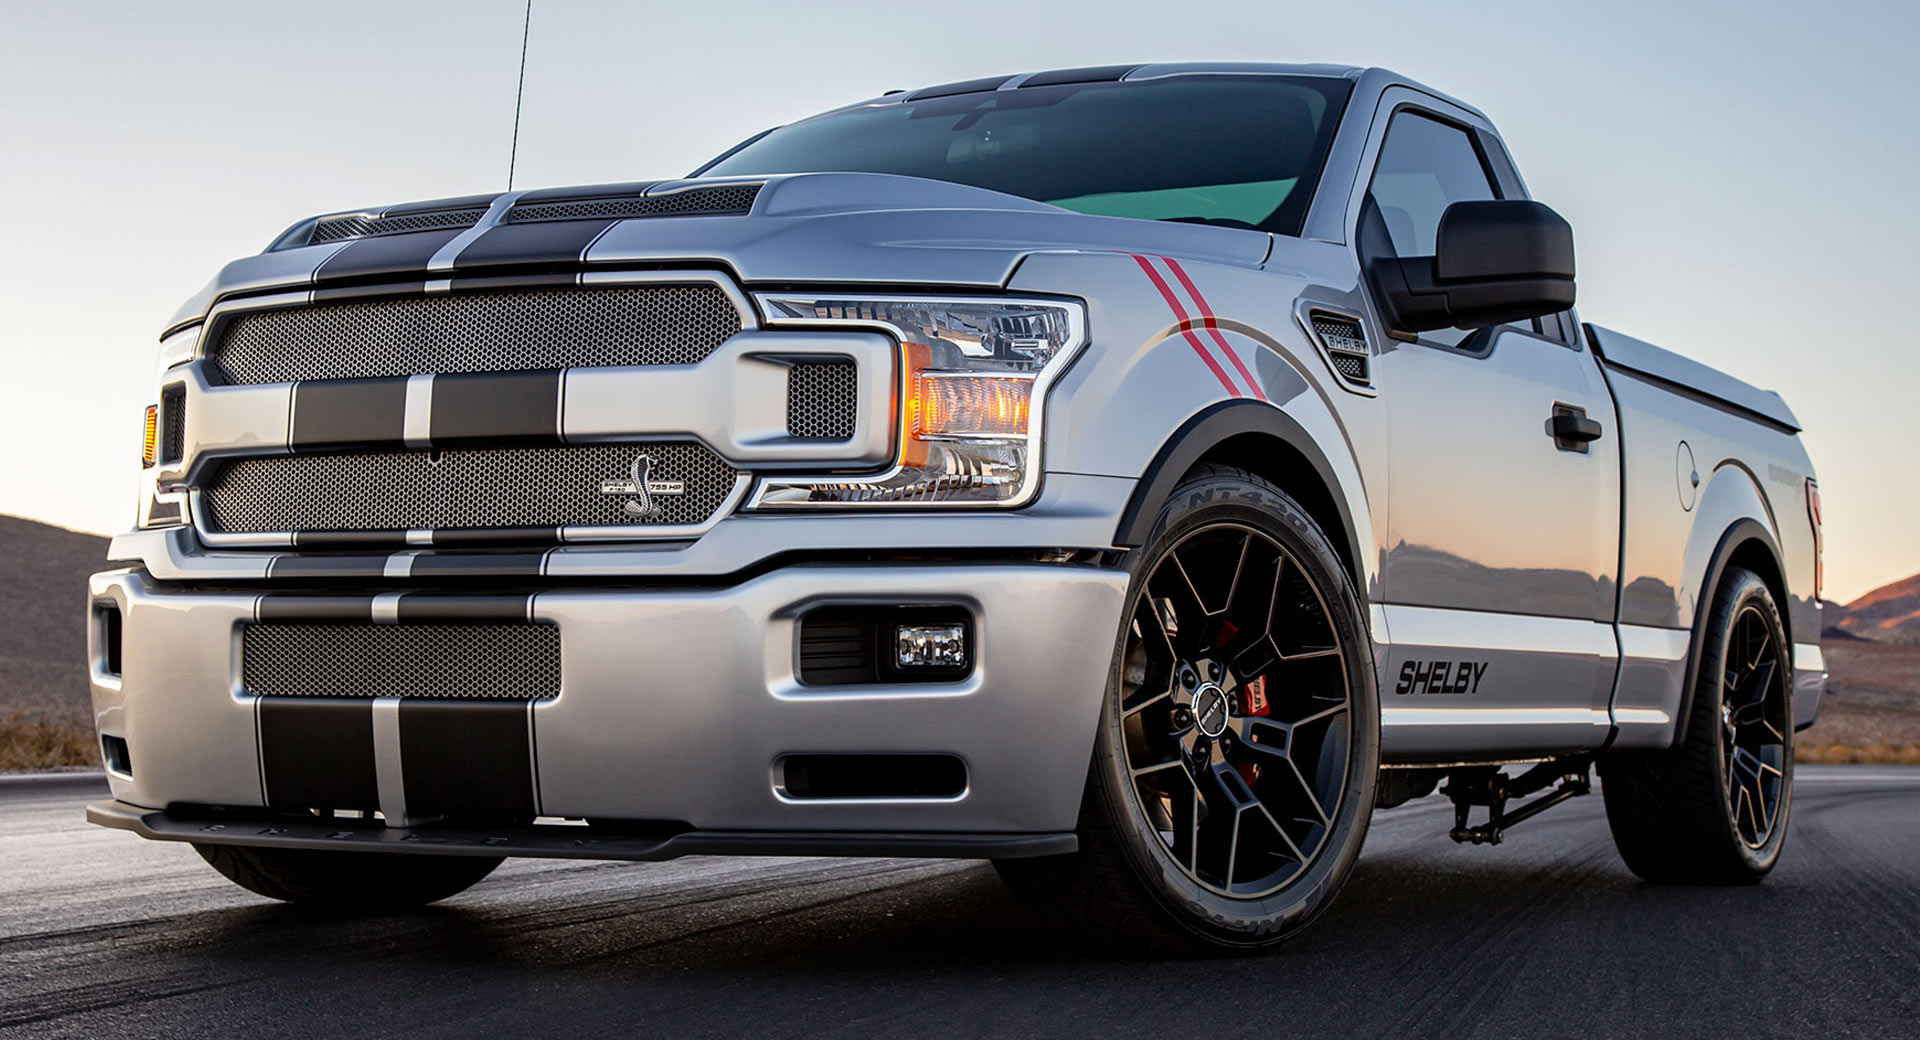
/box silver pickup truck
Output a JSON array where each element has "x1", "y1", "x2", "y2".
[{"x1": 88, "y1": 63, "x2": 1825, "y2": 952}]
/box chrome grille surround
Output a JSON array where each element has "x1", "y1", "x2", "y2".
[
  {"x1": 199, "y1": 441, "x2": 747, "y2": 545},
  {"x1": 785, "y1": 360, "x2": 858, "y2": 441},
  {"x1": 243, "y1": 622, "x2": 560, "y2": 701},
  {"x1": 206, "y1": 282, "x2": 746, "y2": 385}
]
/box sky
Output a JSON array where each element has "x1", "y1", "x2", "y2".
[{"x1": 0, "y1": 0, "x2": 1915, "y2": 604}]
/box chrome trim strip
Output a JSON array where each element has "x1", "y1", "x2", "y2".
[
  {"x1": 370, "y1": 697, "x2": 410, "y2": 828},
  {"x1": 402, "y1": 374, "x2": 434, "y2": 448},
  {"x1": 371, "y1": 593, "x2": 403, "y2": 624},
  {"x1": 1382, "y1": 706, "x2": 1613, "y2": 728},
  {"x1": 426, "y1": 191, "x2": 524, "y2": 274}
]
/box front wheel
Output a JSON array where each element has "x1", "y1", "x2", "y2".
[
  {"x1": 194, "y1": 843, "x2": 503, "y2": 911},
  {"x1": 996, "y1": 465, "x2": 1379, "y2": 953}
]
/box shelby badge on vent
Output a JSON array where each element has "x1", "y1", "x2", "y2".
[{"x1": 95, "y1": 62, "x2": 1823, "y2": 956}]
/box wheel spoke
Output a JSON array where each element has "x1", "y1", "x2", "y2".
[{"x1": 1131, "y1": 757, "x2": 1186, "y2": 779}]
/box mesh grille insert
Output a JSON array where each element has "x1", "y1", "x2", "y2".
[
  {"x1": 508, "y1": 185, "x2": 761, "y2": 223},
  {"x1": 244, "y1": 623, "x2": 560, "y2": 701},
  {"x1": 208, "y1": 284, "x2": 743, "y2": 385},
  {"x1": 786, "y1": 360, "x2": 858, "y2": 440},
  {"x1": 202, "y1": 442, "x2": 739, "y2": 537},
  {"x1": 1310, "y1": 314, "x2": 1370, "y2": 386},
  {"x1": 309, "y1": 208, "x2": 487, "y2": 244},
  {"x1": 160, "y1": 384, "x2": 186, "y2": 465}
]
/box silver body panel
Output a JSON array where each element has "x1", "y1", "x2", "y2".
[{"x1": 98, "y1": 62, "x2": 1823, "y2": 852}]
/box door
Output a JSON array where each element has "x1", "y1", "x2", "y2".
[{"x1": 1358, "y1": 103, "x2": 1621, "y2": 756}]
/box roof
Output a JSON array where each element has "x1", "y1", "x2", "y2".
[{"x1": 857, "y1": 63, "x2": 1485, "y2": 122}]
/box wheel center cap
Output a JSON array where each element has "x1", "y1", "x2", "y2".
[{"x1": 1193, "y1": 683, "x2": 1231, "y2": 738}]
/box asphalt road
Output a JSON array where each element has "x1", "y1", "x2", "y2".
[{"x1": 2, "y1": 767, "x2": 1915, "y2": 1039}]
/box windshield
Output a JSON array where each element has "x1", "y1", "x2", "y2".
[{"x1": 699, "y1": 76, "x2": 1352, "y2": 236}]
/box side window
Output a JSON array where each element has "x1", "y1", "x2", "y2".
[
  {"x1": 1363, "y1": 110, "x2": 1528, "y2": 350},
  {"x1": 1367, "y1": 112, "x2": 1497, "y2": 257}
]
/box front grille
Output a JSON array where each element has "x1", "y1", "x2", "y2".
[
  {"x1": 243, "y1": 623, "x2": 560, "y2": 700},
  {"x1": 202, "y1": 441, "x2": 739, "y2": 537},
  {"x1": 207, "y1": 284, "x2": 743, "y2": 385},
  {"x1": 309, "y1": 207, "x2": 487, "y2": 244},
  {"x1": 786, "y1": 360, "x2": 858, "y2": 440},
  {"x1": 507, "y1": 184, "x2": 761, "y2": 223}
]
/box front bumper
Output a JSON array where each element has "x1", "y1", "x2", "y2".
[{"x1": 86, "y1": 561, "x2": 1128, "y2": 851}]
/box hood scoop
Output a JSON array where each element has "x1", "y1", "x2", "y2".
[{"x1": 506, "y1": 182, "x2": 762, "y2": 223}]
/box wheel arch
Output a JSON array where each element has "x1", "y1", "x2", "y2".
[
  {"x1": 1673, "y1": 517, "x2": 1790, "y2": 747},
  {"x1": 1113, "y1": 400, "x2": 1364, "y2": 593}
]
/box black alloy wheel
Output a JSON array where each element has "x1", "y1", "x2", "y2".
[
  {"x1": 994, "y1": 465, "x2": 1377, "y2": 952},
  {"x1": 1118, "y1": 522, "x2": 1352, "y2": 896},
  {"x1": 1720, "y1": 601, "x2": 1790, "y2": 849}
]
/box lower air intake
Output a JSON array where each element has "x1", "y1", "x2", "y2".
[{"x1": 243, "y1": 623, "x2": 560, "y2": 701}]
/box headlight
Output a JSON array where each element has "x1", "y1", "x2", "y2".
[{"x1": 749, "y1": 295, "x2": 1087, "y2": 508}]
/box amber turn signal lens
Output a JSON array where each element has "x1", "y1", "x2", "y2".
[
  {"x1": 909, "y1": 373, "x2": 1033, "y2": 440},
  {"x1": 141, "y1": 405, "x2": 158, "y2": 468}
]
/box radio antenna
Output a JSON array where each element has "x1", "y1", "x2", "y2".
[{"x1": 507, "y1": 0, "x2": 533, "y2": 190}]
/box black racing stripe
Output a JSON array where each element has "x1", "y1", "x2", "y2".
[
  {"x1": 451, "y1": 220, "x2": 615, "y2": 272},
  {"x1": 430, "y1": 371, "x2": 561, "y2": 443},
  {"x1": 395, "y1": 594, "x2": 535, "y2": 622},
  {"x1": 316, "y1": 227, "x2": 468, "y2": 283},
  {"x1": 904, "y1": 74, "x2": 1014, "y2": 100},
  {"x1": 266, "y1": 555, "x2": 392, "y2": 579},
  {"x1": 256, "y1": 595, "x2": 375, "y2": 621},
  {"x1": 384, "y1": 192, "x2": 502, "y2": 216},
  {"x1": 407, "y1": 552, "x2": 548, "y2": 578},
  {"x1": 430, "y1": 527, "x2": 560, "y2": 546},
  {"x1": 258, "y1": 699, "x2": 379, "y2": 811},
  {"x1": 1019, "y1": 64, "x2": 1139, "y2": 87},
  {"x1": 399, "y1": 700, "x2": 535, "y2": 818},
  {"x1": 445, "y1": 272, "x2": 579, "y2": 293},
  {"x1": 312, "y1": 281, "x2": 427, "y2": 305},
  {"x1": 291, "y1": 377, "x2": 407, "y2": 449},
  {"x1": 293, "y1": 531, "x2": 413, "y2": 549}
]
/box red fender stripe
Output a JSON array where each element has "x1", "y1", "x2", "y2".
[
  {"x1": 1162, "y1": 257, "x2": 1267, "y2": 403},
  {"x1": 1128, "y1": 253, "x2": 1243, "y2": 398}
]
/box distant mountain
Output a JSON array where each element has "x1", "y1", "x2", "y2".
[
  {"x1": 1826, "y1": 573, "x2": 1920, "y2": 645},
  {"x1": 0, "y1": 515, "x2": 108, "y2": 712}
]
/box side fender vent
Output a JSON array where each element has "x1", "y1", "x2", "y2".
[{"x1": 1304, "y1": 310, "x2": 1374, "y2": 393}]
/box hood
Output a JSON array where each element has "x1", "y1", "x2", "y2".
[{"x1": 166, "y1": 173, "x2": 1273, "y2": 333}]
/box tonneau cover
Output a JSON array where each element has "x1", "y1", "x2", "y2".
[{"x1": 1586, "y1": 324, "x2": 1800, "y2": 431}]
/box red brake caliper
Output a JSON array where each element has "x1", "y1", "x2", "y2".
[{"x1": 1237, "y1": 674, "x2": 1269, "y2": 787}]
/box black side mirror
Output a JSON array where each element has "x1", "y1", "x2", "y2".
[{"x1": 1370, "y1": 199, "x2": 1576, "y2": 339}]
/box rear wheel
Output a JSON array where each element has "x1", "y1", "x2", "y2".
[
  {"x1": 1599, "y1": 567, "x2": 1794, "y2": 883},
  {"x1": 194, "y1": 843, "x2": 502, "y2": 911},
  {"x1": 996, "y1": 466, "x2": 1378, "y2": 953}
]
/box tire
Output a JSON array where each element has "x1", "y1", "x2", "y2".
[
  {"x1": 995, "y1": 465, "x2": 1379, "y2": 953},
  {"x1": 1599, "y1": 567, "x2": 1794, "y2": 884},
  {"x1": 194, "y1": 843, "x2": 503, "y2": 911}
]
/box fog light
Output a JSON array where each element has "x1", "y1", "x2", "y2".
[{"x1": 896, "y1": 623, "x2": 967, "y2": 669}]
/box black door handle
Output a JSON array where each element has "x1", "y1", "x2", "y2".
[{"x1": 1550, "y1": 412, "x2": 1603, "y2": 444}]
